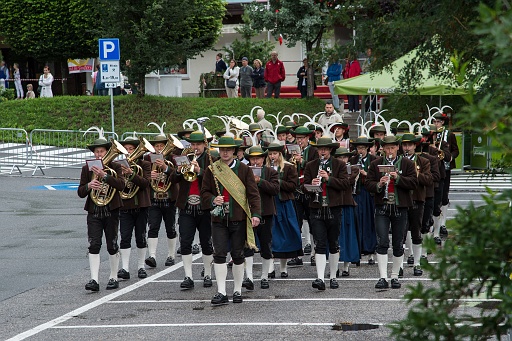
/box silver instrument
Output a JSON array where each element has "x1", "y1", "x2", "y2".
[
  {"x1": 313, "y1": 156, "x2": 325, "y2": 203},
  {"x1": 383, "y1": 154, "x2": 393, "y2": 200},
  {"x1": 352, "y1": 153, "x2": 363, "y2": 195}
]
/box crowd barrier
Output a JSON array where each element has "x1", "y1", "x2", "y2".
[{"x1": 0, "y1": 128, "x2": 30, "y2": 174}]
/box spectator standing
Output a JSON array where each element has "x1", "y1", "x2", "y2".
[
  {"x1": 95, "y1": 65, "x2": 108, "y2": 96},
  {"x1": 317, "y1": 101, "x2": 343, "y2": 129},
  {"x1": 361, "y1": 48, "x2": 374, "y2": 74},
  {"x1": 223, "y1": 59, "x2": 239, "y2": 98},
  {"x1": 264, "y1": 51, "x2": 286, "y2": 99},
  {"x1": 215, "y1": 53, "x2": 227, "y2": 74},
  {"x1": 13, "y1": 63, "x2": 24, "y2": 99},
  {"x1": 25, "y1": 84, "x2": 35, "y2": 99},
  {"x1": 0, "y1": 60, "x2": 9, "y2": 89},
  {"x1": 239, "y1": 57, "x2": 253, "y2": 98},
  {"x1": 256, "y1": 109, "x2": 273, "y2": 130},
  {"x1": 38, "y1": 66, "x2": 54, "y2": 98},
  {"x1": 251, "y1": 59, "x2": 266, "y2": 99},
  {"x1": 326, "y1": 58, "x2": 343, "y2": 110},
  {"x1": 342, "y1": 54, "x2": 362, "y2": 113},
  {"x1": 297, "y1": 58, "x2": 316, "y2": 99}
]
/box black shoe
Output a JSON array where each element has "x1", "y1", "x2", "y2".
[
  {"x1": 201, "y1": 267, "x2": 205, "y2": 277},
  {"x1": 261, "y1": 278, "x2": 269, "y2": 289},
  {"x1": 242, "y1": 278, "x2": 254, "y2": 291},
  {"x1": 268, "y1": 270, "x2": 275, "y2": 278},
  {"x1": 413, "y1": 265, "x2": 423, "y2": 276},
  {"x1": 117, "y1": 268, "x2": 130, "y2": 280},
  {"x1": 312, "y1": 278, "x2": 326, "y2": 291},
  {"x1": 420, "y1": 255, "x2": 429, "y2": 264},
  {"x1": 145, "y1": 256, "x2": 157, "y2": 268},
  {"x1": 180, "y1": 277, "x2": 194, "y2": 290},
  {"x1": 375, "y1": 278, "x2": 389, "y2": 289},
  {"x1": 303, "y1": 243, "x2": 312, "y2": 255},
  {"x1": 280, "y1": 272, "x2": 288, "y2": 278},
  {"x1": 391, "y1": 278, "x2": 401, "y2": 289},
  {"x1": 138, "y1": 268, "x2": 147, "y2": 279},
  {"x1": 106, "y1": 278, "x2": 119, "y2": 290},
  {"x1": 165, "y1": 256, "x2": 175, "y2": 266},
  {"x1": 330, "y1": 278, "x2": 339, "y2": 289},
  {"x1": 353, "y1": 261, "x2": 361, "y2": 267},
  {"x1": 368, "y1": 258, "x2": 375, "y2": 265},
  {"x1": 192, "y1": 244, "x2": 200, "y2": 254},
  {"x1": 176, "y1": 246, "x2": 181, "y2": 255},
  {"x1": 211, "y1": 292, "x2": 228, "y2": 306},
  {"x1": 407, "y1": 255, "x2": 414, "y2": 265},
  {"x1": 203, "y1": 275, "x2": 213, "y2": 288},
  {"x1": 341, "y1": 270, "x2": 349, "y2": 277},
  {"x1": 85, "y1": 279, "x2": 99, "y2": 292},
  {"x1": 398, "y1": 267, "x2": 404, "y2": 278},
  {"x1": 310, "y1": 256, "x2": 316, "y2": 266},
  {"x1": 227, "y1": 260, "x2": 233, "y2": 267},
  {"x1": 434, "y1": 236, "x2": 442, "y2": 245},
  {"x1": 287, "y1": 257, "x2": 303, "y2": 267},
  {"x1": 232, "y1": 291, "x2": 243, "y2": 303},
  {"x1": 440, "y1": 225, "x2": 448, "y2": 235}
]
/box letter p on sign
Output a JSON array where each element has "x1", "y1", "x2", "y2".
[{"x1": 98, "y1": 39, "x2": 120, "y2": 61}]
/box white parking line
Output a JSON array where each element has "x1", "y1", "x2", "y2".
[
  {"x1": 52, "y1": 322, "x2": 343, "y2": 329},
  {"x1": 6, "y1": 254, "x2": 202, "y2": 341}
]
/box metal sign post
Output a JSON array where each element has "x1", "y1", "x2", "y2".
[{"x1": 98, "y1": 39, "x2": 120, "y2": 135}]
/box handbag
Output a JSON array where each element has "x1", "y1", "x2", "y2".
[
  {"x1": 324, "y1": 76, "x2": 329, "y2": 85},
  {"x1": 227, "y1": 80, "x2": 236, "y2": 89}
]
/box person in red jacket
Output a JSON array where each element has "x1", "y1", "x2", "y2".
[
  {"x1": 342, "y1": 54, "x2": 362, "y2": 113},
  {"x1": 264, "y1": 51, "x2": 286, "y2": 99}
]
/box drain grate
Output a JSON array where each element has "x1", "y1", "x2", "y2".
[{"x1": 332, "y1": 322, "x2": 380, "y2": 331}]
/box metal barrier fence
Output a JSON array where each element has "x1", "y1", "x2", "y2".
[
  {"x1": 119, "y1": 132, "x2": 159, "y2": 141},
  {"x1": 0, "y1": 128, "x2": 30, "y2": 174},
  {"x1": 27, "y1": 129, "x2": 118, "y2": 175}
]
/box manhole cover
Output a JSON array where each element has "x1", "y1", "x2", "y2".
[{"x1": 332, "y1": 323, "x2": 380, "y2": 331}]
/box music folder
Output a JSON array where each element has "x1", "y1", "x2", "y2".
[
  {"x1": 86, "y1": 159, "x2": 104, "y2": 171},
  {"x1": 304, "y1": 184, "x2": 323, "y2": 193},
  {"x1": 378, "y1": 165, "x2": 396, "y2": 173}
]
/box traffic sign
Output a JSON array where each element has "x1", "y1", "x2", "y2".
[
  {"x1": 99, "y1": 38, "x2": 120, "y2": 61},
  {"x1": 100, "y1": 61, "x2": 120, "y2": 83},
  {"x1": 104, "y1": 83, "x2": 117, "y2": 88}
]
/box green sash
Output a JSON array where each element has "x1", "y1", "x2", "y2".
[{"x1": 209, "y1": 160, "x2": 257, "y2": 250}]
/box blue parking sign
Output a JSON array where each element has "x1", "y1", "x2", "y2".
[{"x1": 99, "y1": 38, "x2": 120, "y2": 61}]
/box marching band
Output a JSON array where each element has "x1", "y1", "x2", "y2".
[{"x1": 78, "y1": 106, "x2": 459, "y2": 304}]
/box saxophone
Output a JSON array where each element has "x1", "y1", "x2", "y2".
[
  {"x1": 91, "y1": 139, "x2": 128, "y2": 206},
  {"x1": 120, "y1": 137, "x2": 155, "y2": 200}
]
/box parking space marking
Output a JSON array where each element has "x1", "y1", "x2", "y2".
[
  {"x1": 6, "y1": 254, "x2": 202, "y2": 341},
  {"x1": 52, "y1": 322, "x2": 343, "y2": 329}
]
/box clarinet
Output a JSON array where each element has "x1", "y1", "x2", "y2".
[
  {"x1": 313, "y1": 156, "x2": 325, "y2": 203},
  {"x1": 383, "y1": 154, "x2": 393, "y2": 200},
  {"x1": 352, "y1": 153, "x2": 363, "y2": 195}
]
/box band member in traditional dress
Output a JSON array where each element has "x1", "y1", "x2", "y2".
[
  {"x1": 78, "y1": 128, "x2": 126, "y2": 291},
  {"x1": 365, "y1": 136, "x2": 418, "y2": 289},
  {"x1": 334, "y1": 147, "x2": 360, "y2": 276},
  {"x1": 433, "y1": 112, "x2": 459, "y2": 236},
  {"x1": 201, "y1": 136, "x2": 261, "y2": 305},
  {"x1": 284, "y1": 121, "x2": 298, "y2": 144},
  {"x1": 330, "y1": 122, "x2": 350, "y2": 149},
  {"x1": 266, "y1": 141, "x2": 303, "y2": 280},
  {"x1": 242, "y1": 146, "x2": 279, "y2": 290},
  {"x1": 170, "y1": 131, "x2": 215, "y2": 289},
  {"x1": 369, "y1": 124, "x2": 387, "y2": 157},
  {"x1": 304, "y1": 136, "x2": 351, "y2": 290},
  {"x1": 350, "y1": 136, "x2": 377, "y2": 265},
  {"x1": 287, "y1": 126, "x2": 318, "y2": 266},
  {"x1": 400, "y1": 133, "x2": 432, "y2": 277},
  {"x1": 145, "y1": 127, "x2": 179, "y2": 268},
  {"x1": 117, "y1": 136, "x2": 152, "y2": 280}
]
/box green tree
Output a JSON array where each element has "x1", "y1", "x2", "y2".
[
  {"x1": 245, "y1": 0, "x2": 352, "y2": 97},
  {"x1": 388, "y1": 2, "x2": 512, "y2": 340},
  {"x1": 0, "y1": 1, "x2": 97, "y2": 61},
  {"x1": 93, "y1": 0, "x2": 225, "y2": 95}
]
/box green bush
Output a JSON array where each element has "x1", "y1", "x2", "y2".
[{"x1": 0, "y1": 88, "x2": 15, "y2": 102}]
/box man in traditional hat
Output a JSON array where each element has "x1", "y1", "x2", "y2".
[
  {"x1": 248, "y1": 122, "x2": 269, "y2": 147},
  {"x1": 433, "y1": 112, "x2": 459, "y2": 237},
  {"x1": 303, "y1": 136, "x2": 351, "y2": 290},
  {"x1": 144, "y1": 132, "x2": 180, "y2": 268},
  {"x1": 400, "y1": 133, "x2": 433, "y2": 277},
  {"x1": 78, "y1": 134, "x2": 126, "y2": 291},
  {"x1": 350, "y1": 136, "x2": 377, "y2": 265},
  {"x1": 117, "y1": 136, "x2": 152, "y2": 280},
  {"x1": 242, "y1": 146, "x2": 279, "y2": 290},
  {"x1": 317, "y1": 101, "x2": 343, "y2": 129},
  {"x1": 170, "y1": 131, "x2": 215, "y2": 290},
  {"x1": 330, "y1": 122, "x2": 350, "y2": 148},
  {"x1": 369, "y1": 124, "x2": 387, "y2": 157},
  {"x1": 365, "y1": 136, "x2": 418, "y2": 289},
  {"x1": 201, "y1": 136, "x2": 261, "y2": 305},
  {"x1": 287, "y1": 126, "x2": 318, "y2": 266},
  {"x1": 284, "y1": 121, "x2": 298, "y2": 144}
]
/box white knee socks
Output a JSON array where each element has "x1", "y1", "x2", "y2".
[
  {"x1": 244, "y1": 256, "x2": 254, "y2": 281},
  {"x1": 89, "y1": 253, "x2": 100, "y2": 282},
  {"x1": 182, "y1": 254, "x2": 193, "y2": 279},
  {"x1": 147, "y1": 238, "x2": 158, "y2": 258},
  {"x1": 279, "y1": 259, "x2": 287, "y2": 274},
  {"x1": 261, "y1": 259, "x2": 271, "y2": 280},
  {"x1": 109, "y1": 253, "x2": 119, "y2": 280},
  {"x1": 391, "y1": 255, "x2": 404, "y2": 280},
  {"x1": 329, "y1": 253, "x2": 340, "y2": 279},
  {"x1": 202, "y1": 254, "x2": 213, "y2": 277},
  {"x1": 316, "y1": 252, "x2": 327, "y2": 280},
  {"x1": 232, "y1": 263, "x2": 244, "y2": 294},
  {"x1": 167, "y1": 238, "x2": 177, "y2": 258},
  {"x1": 214, "y1": 263, "x2": 227, "y2": 295},
  {"x1": 377, "y1": 253, "x2": 388, "y2": 279},
  {"x1": 120, "y1": 248, "x2": 131, "y2": 271},
  {"x1": 137, "y1": 247, "x2": 146, "y2": 269}
]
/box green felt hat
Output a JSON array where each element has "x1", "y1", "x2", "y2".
[
  {"x1": 119, "y1": 136, "x2": 140, "y2": 147},
  {"x1": 177, "y1": 128, "x2": 195, "y2": 139},
  {"x1": 334, "y1": 147, "x2": 354, "y2": 157},
  {"x1": 184, "y1": 130, "x2": 212, "y2": 143},
  {"x1": 401, "y1": 133, "x2": 420, "y2": 143},
  {"x1": 314, "y1": 136, "x2": 339, "y2": 148},
  {"x1": 211, "y1": 136, "x2": 238, "y2": 148},
  {"x1": 352, "y1": 135, "x2": 374, "y2": 146},
  {"x1": 244, "y1": 146, "x2": 268, "y2": 158},
  {"x1": 87, "y1": 138, "x2": 111, "y2": 153},
  {"x1": 291, "y1": 126, "x2": 313, "y2": 137},
  {"x1": 380, "y1": 135, "x2": 401, "y2": 146},
  {"x1": 265, "y1": 141, "x2": 285, "y2": 153}
]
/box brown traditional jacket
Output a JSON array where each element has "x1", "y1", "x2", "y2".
[
  {"x1": 365, "y1": 155, "x2": 418, "y2": 207},
  {"x1": 303, "y1": 156, "x2": 351, "y2": 208},
  {"x1": 255, "y1": 166, "x2": 280, "y2": 216},
  {"x1": 78, "y1": 161, "x2": 125, "y2": 212},
  {"x1": 144, "y1": 153, "x2": 179, "y2": 202},
  {"x1": 277, "y1": 163, "x2": 298, "y2": 201},
  {"x1": 120, "y1": 159, "x2": 152, "y2": 210},
  {"x1": 419, "y1": 152, "x2": 439, "y2": 198},
  {"x1": 201, "y1": 159, "x2": 262, "y2": 222},
  {"x1": 404, "y1": 154, "x2": 432, "y2": 202}
]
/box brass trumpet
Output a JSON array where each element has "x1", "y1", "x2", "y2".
[{"x1": 181, "y1": 147, "x2": 199, "y2": 182}]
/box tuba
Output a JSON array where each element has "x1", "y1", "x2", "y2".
[
  {"x1": 181, "y1": 147, "x2": 198, "y2": 182},
  {"x1": 150, "y1": 134, "x2": 179, "y2": 193},
  {"x1": 120, "y1": 137, "x2": 155, "y2": 200},
  {"x1": 91, "y1": 139, "x2": 128, "y2": 206}
]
